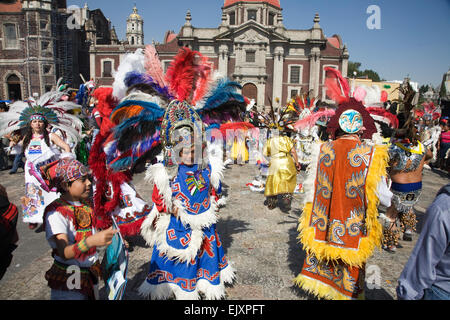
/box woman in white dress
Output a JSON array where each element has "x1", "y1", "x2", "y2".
[
  {"x1": 21, "y1": 117, "x2": 72, "y2": 229},
  {"x1": 0, "y1": 92, "x2": 82, "y2": 230}
]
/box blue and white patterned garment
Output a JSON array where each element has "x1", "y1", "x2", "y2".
[{"x1": 139, "y1": 163, "x2": 235, "y2": 300}]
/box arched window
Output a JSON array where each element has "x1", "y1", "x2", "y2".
[
  {"x1": 242, "y1": 83, "x2": 258, "y2": 102},
  {"x1": 6, "y1": 74, "x2": 22, "y2": 101}
]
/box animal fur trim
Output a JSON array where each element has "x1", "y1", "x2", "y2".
[
  {"x1": 207, "y1": 143, "x2": 225, "y2": 190},
  {"x1": 145, "y1": 163, "x2": 172, "y2": 211},
  {"x1": 138, "y1": 263, "x2": 235, "y2": 300},
  {"x1": 293, "y1": 274, "x2": 363, "y2": 300}
]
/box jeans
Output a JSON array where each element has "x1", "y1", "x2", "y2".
[
  {"x1": 423, "y1": 285, "x2": 450, "y2": 300},
  {"x1": 440, "y1": 143, "x2": 450, "y2": 160},
  {"x1": 10, "y1": 153, "x2": 24, "y2": 173},
  {"x1": 0, "y1": 147, "x2": 7, "y2": 170}
]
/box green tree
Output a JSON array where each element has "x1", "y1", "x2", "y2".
[
  {"x1": 347, "y1": 61, "x2": 361, "y2": 77},
  {"x1": 419, "y1": 84, "x2": 430, "y2": 95},
  {"x1": 348, "y1": 61, "x2": 382, "y2": 82}
]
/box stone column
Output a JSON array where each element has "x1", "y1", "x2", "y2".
[
  {"x1": 272, "y1": 46, "x2": 284, "y2": 109},
  {"x1": 218, "y1": 45, "x2": 229, "y2": 76},
  {"x1": 309, "y1": 48, "x2": 321, "y2": 98},
  {"x1": 341, "y1": 44, "x2": 349, "y2": 78}
]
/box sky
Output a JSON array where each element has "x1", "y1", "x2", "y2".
[{"x1": 67, "y1": 0, "x2": 450, "y2": 87}]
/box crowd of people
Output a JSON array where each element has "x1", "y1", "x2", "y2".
[{"x1": 0, "y1": 46, "x2": 449, "y2": 301}]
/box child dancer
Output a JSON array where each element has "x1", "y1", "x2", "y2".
[{"x1": 41, "y1": 158, "x2": 117, "y2": 300}]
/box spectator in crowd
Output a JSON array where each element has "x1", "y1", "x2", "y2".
[
  {"x1": 397, "y1": 183, "x2": 450, "y2": 300},
  {"x1": 6, "y1": 130, "x2": 24, "y2": 174},
  {"x1": 0, "y1": 103, "x2": 10, "y2": 171},
  {"x1": 439, "y1": 118, "x2": 450, "y2": 171},
  {"x1": 0, "y1": 184, "x2": 19, "y2": 281}
]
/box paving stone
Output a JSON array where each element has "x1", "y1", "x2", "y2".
[{"x1": 0, "y1": 165, "x2": 448, "y2": 300}]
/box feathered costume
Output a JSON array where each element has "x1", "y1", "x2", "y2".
[
  {"x1": 129, "y1": 47, "x2": 236, "y2": 300},
  {"x1": 294, "y1": 67, "x2": 390, "y2": 300},
  {"x1": 0, "y1": 91, "x2": 83, "y2": 224},
  {"x1": 381, "y1": 82, "x2": 430, "y2": 249},
  {"x1": 292, "y1": 89, "x2": 335, "y2": 167},
  {"x1": 252, "y1": 98, "x2": 300, "y2": 210},
  {"x1": 88, "y1": 77, "x2": 161, "y2": 236}
]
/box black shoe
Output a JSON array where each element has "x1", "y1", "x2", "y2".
[
  {"x1": 403, "y1": 233, "x2": 413, "y2": 241},
  {"x1": 9, "y1": 171, "x2": 16, "y2": 174}
]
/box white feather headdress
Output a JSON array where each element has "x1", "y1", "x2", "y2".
[
  {"x1": 0, "y1": 90, "x2": 83, "y2": 143},
  {"x1": 112, "y1": 48, "x2": 146, "y2": 101}
]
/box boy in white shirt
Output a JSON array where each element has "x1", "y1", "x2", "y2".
[{"x1": 41, "y1": 158, "x2": 116, "y2": 300}]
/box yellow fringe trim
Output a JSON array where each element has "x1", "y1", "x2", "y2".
[
  {"x1": 297, "y1": 144, "x2": 389, "y2": 268},
  {"x1": 293, "y1": 274, "x2": 365, "y2": 300}
]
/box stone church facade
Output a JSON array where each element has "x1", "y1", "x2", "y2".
[
  {"x1": 0, "y1": 0, "x2": 93, "y2": 100},
  {"x1": 157, "y1": 0, "x2": 349, "y2": 110},
  {"x1": 5, "y1": 1, "x2": 349, "y2": 109}
]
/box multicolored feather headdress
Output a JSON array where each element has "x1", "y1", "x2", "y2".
[
  {"x1": 161, "y1": 100, "x2": 204, "y2": 148},
  {"x1": 165, "y1": 47, "x2": 212, "y2": 105},
  {"x1": 323, "y1": 67, "x2": 376, "y2": 140},
  {"x1": 196, "y1": 76, "x2": 247, "y2": 127},
  {"x1": 0, "y1": 90, "x2": 83, "y2": 143},
  {"x1": 19, "y1": 104, "x2": 59, "y2": 127}
]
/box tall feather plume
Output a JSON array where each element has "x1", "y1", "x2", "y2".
[
  {"x1": 124, "y1": 71, "x2": 173, "y2": 103},
  {"x1": 324, "y1": 67, "x2": 350, "y2": 105},
  {"x1": 165, "y1": 47, "x2": 212, "y2": 104},
  {"x1": 112, "y1": 48, "x2": 146, "y2": 101},
  {"x1": 144, "y1": 45, "x2": 167, "y2": 88},
  {"x1": 110, "y1": 99, "x2": 165, "y2": 156},
  {"x1": 197, "y1": 78, "x2": 244, "y2": 111},
  {"x1": 191, "y1": 54, "x2": 212, "y2": 105},
  {"x1": 366, "y1": 106, "x2": 399, "y2": 129},
  {"x1": 110, "y1": 100, "x2": 164, "y2": 124}
]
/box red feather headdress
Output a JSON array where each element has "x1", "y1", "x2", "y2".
[
  {"x1": 165, "y1": 47, "x2": 212, "y2": 105},
  {"x1": 366, "y1": 106, "x2": 399, "y2": 129},
  {"x1": 324, "y1": 67, "x2": 350, "y2": 104},
  {"x1": 92, "y1": 87, "x2": 118, "y2": 136},
  {"x1": 323, "y1": 67, "x2": 376, "y2": 140}
]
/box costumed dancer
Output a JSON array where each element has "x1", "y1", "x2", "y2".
[
  {"x1": 439, "y1": 117, "x2": 450, "y2": 171},
  {"x1": 41, "y1": 158, "x2": 117, "y2": 300},
  {"x1": 0, "y1": 92, "x2": 82, "y2": 229},
  {"x1": 138, "y1": 47, "x2": 235, "y2": 300},
  {"x1": 89, "y1": 47, "x2": 166, "y2": 239},
  {"x1": 383, "y1": 82, "x2": 433, "y2": 252},
  {"x1": 418, "y1": 102, "x2": 442, "y2": 167},
  {"x1": 294, "y1": 108, "x2": 335, "y2": 166},
  {"x1": 294, "y1": 67, "x2": 390, "y2": 300},
  {"x1": 261, "y1": 101, "x2": 301, "y2": 212}
]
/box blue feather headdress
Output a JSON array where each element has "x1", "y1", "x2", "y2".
[
  {"x1": 19, "y1": 105, "x2": 59, "y2": 127},
  {"x1": 124, "y1": 71, "x2": 174, "y2": 102},
  {"x1": 196, "y1": 78, "x2": 247, "y2": 126},
  {"x1": 108, "y1": 98, "x2": 166, "y2": 172}
]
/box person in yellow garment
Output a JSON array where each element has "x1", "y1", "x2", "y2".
[{"x1": 263, "y1": 130, "x2": 300, "y2": 212}]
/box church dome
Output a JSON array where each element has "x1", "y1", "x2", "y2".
[
  {"x1": 128, "y1": 6, "x2": 142, "y2": 20},
  {"x1": 223, "y1": 0, "x2": 281, "y2": 8}
]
